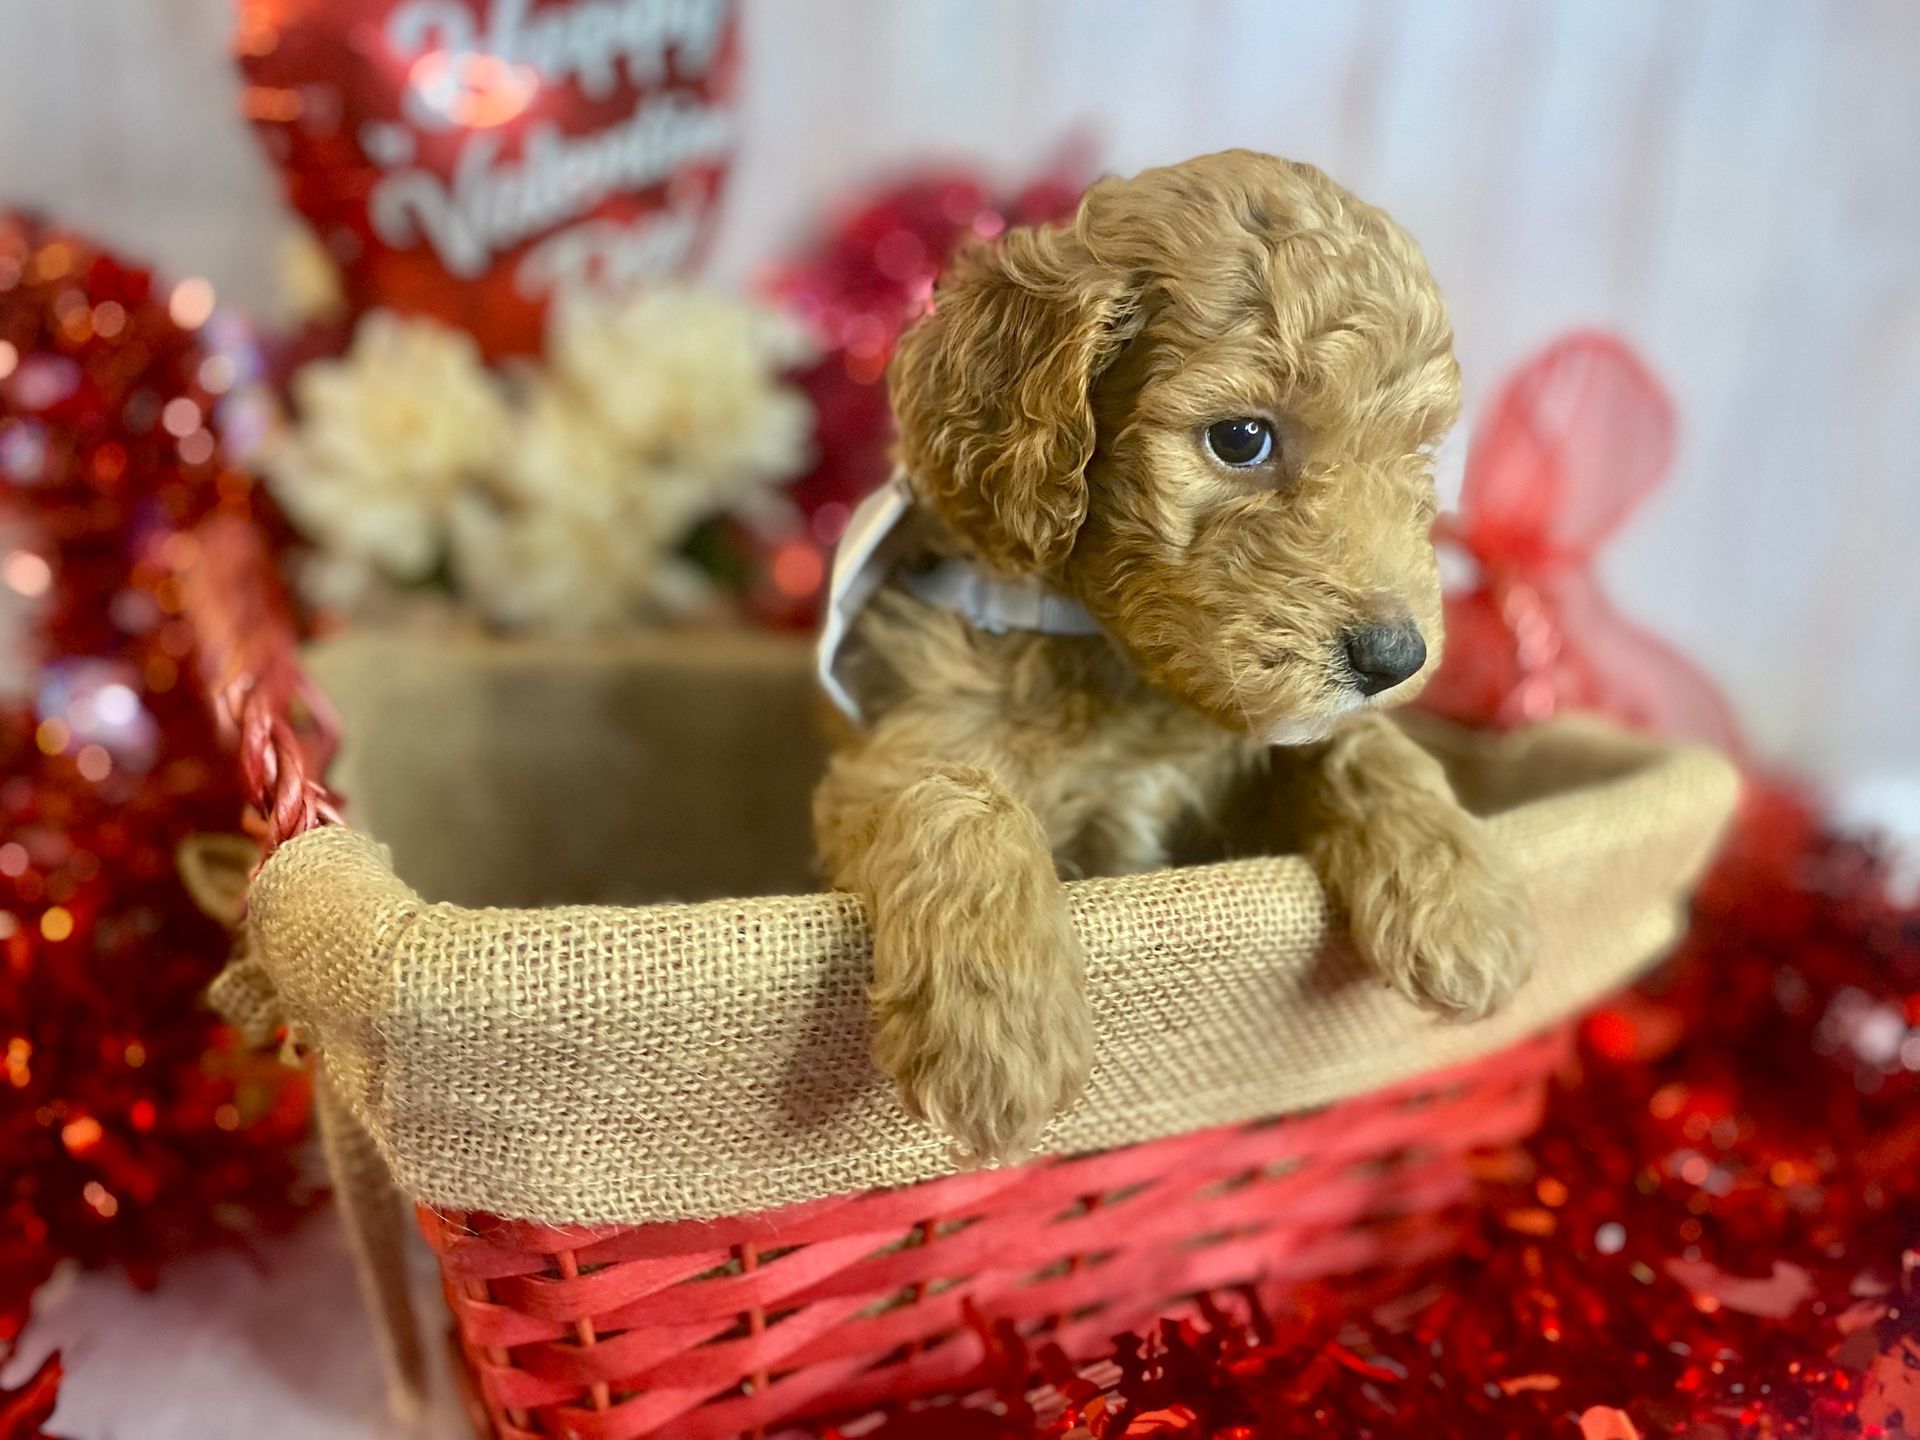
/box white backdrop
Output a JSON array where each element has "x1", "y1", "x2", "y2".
[
  {"x1": 2, "y1": 0, "x2": 1917, "y2": 780},
  {"x1": 3, "y1": 7, "x2": 1920, "y2": 1433}
]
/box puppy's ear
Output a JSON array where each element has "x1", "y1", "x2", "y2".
[{"x1": 889, "y1": 225, "x2": 1132, "y2": 574}]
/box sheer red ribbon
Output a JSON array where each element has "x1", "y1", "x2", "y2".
[{"x1": 1420, "y1": 331, "x2": 1742, "y2": 755}]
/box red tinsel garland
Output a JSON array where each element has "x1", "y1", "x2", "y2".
[
  {"x1": 0, "y1": 217, "x2": 310, "y2": 1364},
  {"x1": 827, "y1": 781, "x2": 1920, "y2": 1438}
]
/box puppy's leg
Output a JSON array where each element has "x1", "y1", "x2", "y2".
[
  {"x1": 1303, "y1": 714, "x2": 1533, "y2": 1018},
  {"x1": 817, "y1": 758, "x2": 1092, "y2": 1164}
]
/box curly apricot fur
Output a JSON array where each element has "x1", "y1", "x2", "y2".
[{"x1": 817, "y1": 151, "x2": 1533, "y2": 1164}]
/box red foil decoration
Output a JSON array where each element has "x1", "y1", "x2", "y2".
[
  {"x1": 234, "y1": 0, "x2": 742, "y2": 359},
  {"x1": 1422, "y1": 332, "x2": 1742, "y2": 754},
  {"x1": 827, "y1": 781, "x2": 1920, "y2": 1437},
  {"x1": 0, "y1": 216, "x2": 309, "y2": 1364}
]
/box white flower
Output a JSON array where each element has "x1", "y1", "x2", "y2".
[
  {"x1": 271, "y1": 223, "x2": 346, "y2": 329},
  {"x1": 450, "y1": 289, "x2": 816, "y2": 633},
  {"x1": 263, "y1": 311, "x2": 509, "y2": 586},
  {"x1": 269, "y1": 289, "x2": 816, "y2": 633},
  {"x1": 449, "y1": 380, "x2": 712, "y2": 631},
  {"x1": 450, "y1": 495, "x2": 713, "y2": 634},
  {"x1": 550, "y1": 286, "x2": 815, "y2": 519},
  {"x1": 490, "y1": 380, "x2": 629, "y2": 512}
]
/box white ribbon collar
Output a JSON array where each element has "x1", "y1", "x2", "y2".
[{"x1": 817, "y1": 472, "x2": 1102, "y2": 723}]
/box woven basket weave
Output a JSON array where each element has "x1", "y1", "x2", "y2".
[{"x1": 225, "y1": 629, "x2": 1736, "y2": 1437}]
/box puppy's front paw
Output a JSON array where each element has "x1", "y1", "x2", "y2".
[
  {"x1": 847, "y1": 764, "x2": 1094, "y2": 1163},
  {"x1": 1344, "y1": 822, "x2": 1535, "y2": 1021},
  {"x1": 871, "y1": 923, "x2": 1093, "y2": 1166}
]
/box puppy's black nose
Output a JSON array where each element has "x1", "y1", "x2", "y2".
[{"x1": 1345, "y1": 621, "x2": 1427, "y2": 696}]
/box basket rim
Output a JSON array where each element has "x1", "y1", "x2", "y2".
[{"x1": 244, "y1": 713, "x2": 1737, "y2": 1227}]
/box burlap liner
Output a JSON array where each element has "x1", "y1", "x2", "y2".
[{"x1": 233, "y1": 632, "x2": 1737, "y2": 1228}]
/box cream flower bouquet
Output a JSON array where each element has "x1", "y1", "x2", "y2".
[{"x1": 262, "y1": 289, "x2": 815, "y2": 631}]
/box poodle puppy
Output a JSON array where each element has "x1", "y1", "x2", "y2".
[{"x1": 814, "y1": 150, "x2": 1532, "y2": 1164}]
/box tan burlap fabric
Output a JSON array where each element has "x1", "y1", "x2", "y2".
[
  {"x1": 310, "y1": 1061, "x2": 426, "y2": 1417},
  {"x1": 235, "y1": 631, "x2": 1738, "y2": 1229}
]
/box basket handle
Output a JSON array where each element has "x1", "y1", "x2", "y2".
[
  {"x1": 178, "y1": 514, "x2": 426, "y2": 1410},
  {"x1": 179, "y1": 512, "x2": 342, "y2": 856}
]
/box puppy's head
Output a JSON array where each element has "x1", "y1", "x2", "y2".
[{"x1": 889, "y1": 150, "x2": 1459, "y2": 743}]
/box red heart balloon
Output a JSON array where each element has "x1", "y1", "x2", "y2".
[{"x1": 235, "y1": 0, "x2": 741, "y2": 359}]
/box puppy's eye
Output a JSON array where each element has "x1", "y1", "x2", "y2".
[{"x1": 1203, "y1": 417, "x2": 1275, "y2": 468}]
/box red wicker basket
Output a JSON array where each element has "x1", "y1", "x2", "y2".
[
  {"x1": 185, "y1": 517, "x2": 1734, "y2": 1440},
  {"x1": 416, "y1": 1033, "x2": 1562, "y2": 1440}
]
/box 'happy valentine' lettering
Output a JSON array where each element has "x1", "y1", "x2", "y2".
[
  {"x1": 515, "y1": 209, "x2": 704, "y2": 299},
  {"x1": 368, "y1": 92, "x2": 735, "y2": 277},
  {"x1": 385, "y1": 0, "x2": 731, "y2": 101}
]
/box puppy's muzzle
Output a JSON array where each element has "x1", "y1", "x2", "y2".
[{"x1": 1344, "y1": 620, "x2": 1427, "y2": 696}]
